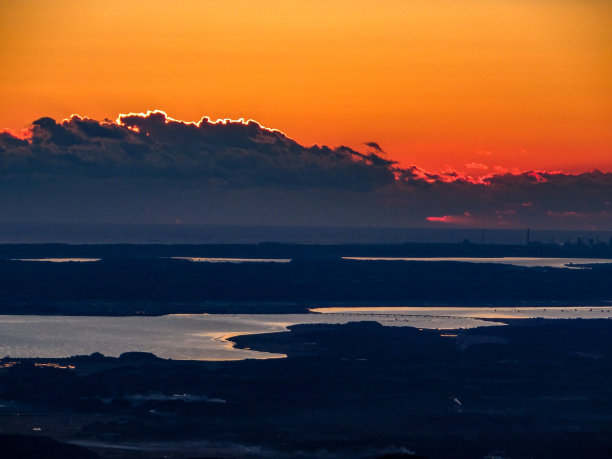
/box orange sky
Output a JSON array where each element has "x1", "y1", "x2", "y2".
[{"x1": 1, "y1": 0, "x2": 610, "y2": 175}]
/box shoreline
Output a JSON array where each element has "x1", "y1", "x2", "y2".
[
  {"x1": 0, "y1": 298, "x2": 611, "y2": 317},
  {"x1": 2, "y1": 319, "x2": 612, "y2": 458}
]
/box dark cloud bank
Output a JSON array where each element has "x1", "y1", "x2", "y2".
[{"x1": 0, "y1": 111, "x2": 610, "y2": 230}]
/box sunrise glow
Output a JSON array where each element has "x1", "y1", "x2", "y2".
[{"x1": 1, "y1": 0, "x2": 610, "y2": 176}]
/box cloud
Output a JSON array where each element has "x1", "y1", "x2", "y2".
[
  {"x1": 0, "y1": 111, "x2": 611, "y2": 230},
  {"x1": 364, "y1": 141, "x2": 383, "y2": 153},
  {"x1": 426, "y1": 213, "x2": 472, "y2": 225},
  {"x1": 0, "y1": 111, "x2": 395, "y2": 190},
  {"x1": 465, "y1": 162, "x2": 488, "y2": 170}
]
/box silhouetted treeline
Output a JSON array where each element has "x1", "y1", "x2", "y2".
[
  {"x1": 0, "y1": 240, "x2": 612, "y2": 260},
  {"x1": 1, "y1": 257, "x2": 611, "y2": 314}
]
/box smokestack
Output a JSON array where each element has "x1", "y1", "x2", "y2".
[{"x1": 526, "y1": 228, "x2": 530, "y2": 245}]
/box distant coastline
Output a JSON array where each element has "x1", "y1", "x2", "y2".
[
  {"x1": 0, "y1": 244, "x2": 610, "y2": 316},
  {"x1": 0, "y1": 222, "x2": 611, "y2": 245}
]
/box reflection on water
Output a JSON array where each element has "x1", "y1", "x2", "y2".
[
  {"x1": 0, "y1": 306, "x2": 610, "y2": 361},
  {"x1": 11, "y1": 258, "x2": 101, "y2": 263},
  {"x1": 170, "y1": 257, "x2": 291, "y2": 263},
  {"x1": 0, "y1": 315, "x2": 289, "y2": 361},
  {"x1": 342, "y1": 257, "x2": 612, "y2": 268},
  {"x1": 310, "y1": 306, "x2": 612, "y2": 320}
]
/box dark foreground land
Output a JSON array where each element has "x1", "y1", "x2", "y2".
[
  {"x1": 1, "y1": 319, "x2": 611, "y2": 458},
  {"x1": 1, "y1": 243, "x2": 612, "y2": 458}
]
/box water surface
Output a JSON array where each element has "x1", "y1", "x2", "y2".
[
  {"x1": 1, "y1": 307, "x2": 610, "y2": 361},
  {"x1": 342, "y1": 257, "x2": 612, "y2": 268},
  {"x1": 171, "y1": 257, "x2": 291, "y2": 263},
  {"x1": 11, "y1": 258, "x2": 101, "y2": 263},
  {"x1": 310, "y1": 306, "x2": 612, "y2": 320}
]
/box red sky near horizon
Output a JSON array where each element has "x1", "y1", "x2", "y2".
[{"x1": 1, "y1": 0, "x2": 610, "y2": 177}]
